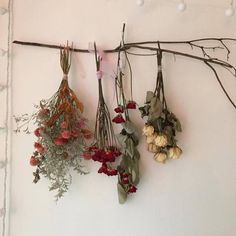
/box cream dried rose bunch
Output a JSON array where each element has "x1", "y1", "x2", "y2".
[
  {"x1": 139, "y1": 51, "x2": 182, "y2": 163},
  {"x1": 143, "y1": 124, "x2": 182, "y2": 163}
]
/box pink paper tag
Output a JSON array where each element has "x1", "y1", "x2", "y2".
[{"x1": 96, "y1": 70, "x2": 103, "y2": 79}]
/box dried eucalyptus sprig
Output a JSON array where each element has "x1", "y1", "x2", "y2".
[
  {"x1": 139, "y1": 49, "x2": 182, "y2": 163},
  {"x1": 14, "y1": 43, "x2": 92, "y2": 200},
  {"x1": 85, "y1": 43, "x2": 121, "y2": 176}
]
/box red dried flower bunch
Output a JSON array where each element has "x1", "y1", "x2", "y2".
[{"x1": 86, "y1": 43, "x2": 121, "y2": 176}]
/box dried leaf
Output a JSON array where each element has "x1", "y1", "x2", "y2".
[
  {"x1": 76, "y1": 100, "x2": 84, "y2": 113},
  {"x1": 116, "y1": 133, "x2": 127, "y2": 147},
  {"x1": 139, "y1": 105, "x2": 150, "y2": 118},
  {"x1": 122, "y1": 121, "x2": 136, "y2": 134},
  {"x1": 117, "y1": 183, "x2": 127, "y2": 204},
  {"x1": 146, "y1": 91, "x2": 154, "y2": 103},
  {"x1": 70, "y1": 90, "x2": 84, "y2": 112},
  {"x1": 175, "y1": 119, "x2": 182, "y2": 132},
  {"x1": 130, "y1": 133, "x2": 139, "y2": 146},
  {"x1": 149, "y1": 97, "x2": 162, "y2": 118},
  {"x1": 125, "y1": 138, "x2": 135, "y2": 157}
]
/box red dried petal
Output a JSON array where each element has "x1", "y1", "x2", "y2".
[
  {"x1": 127, "y1": 185, "x2": 137, "y2": 193},
  {"x1": 82, "y1": 129, "x2": 92, "y2": 139},
  {"x1": 54, "y1": 137, "x2": 66, "y2": 146},
  {"x1": 34, "y1": 128, "x2": 41, "y2": 137},
  {"x1": 121, "y1": 172, "x2": 129, "y2": 178},
  {"x1": 83, "y1": 152, "x2": 92, "y2": 160},
  {"x1": 61, "y1": 130, "x2": 71, "y2": 139},
  {"x1": 121, "y1": 178, "x2": 129, "y2": 185},
  {"x1": 30, "y1": 156, "x2": 39, "y2": 166},
  {"x1": 126, "y1": 101, "x2": 136, "y2": 109},
  {"x1": 107, "y1": 169, "x2": 117, "y2": 176},
  {"x1": 114, "y1": 106, "x2": 124, "y2": 113},
  {"x1": 71, "y1": 130, "x2": 80, "y2": 138},
  {"x1": 112, "y1": 115, "x2": 125, "y2": 124},
  {"x1": 60, "y1": 121, "x2": 68, "y2": 129}
]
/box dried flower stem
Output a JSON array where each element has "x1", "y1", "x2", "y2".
[{"x1": 94, "y1": 43, "x2": 116, "y2": 149}]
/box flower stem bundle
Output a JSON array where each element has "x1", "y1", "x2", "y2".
[
  {"x1": 113, "y1": 49, "x2": 140, "y2": 204},
  {"x1": 86, "y1": 43, "x2": 121, "y2": 176},
  {"x1": 139, "y1": 50, "x2": 182, "y2": 163},
  {"x1": 14, "y1": 44, "x2": 92, "y2": 200}
]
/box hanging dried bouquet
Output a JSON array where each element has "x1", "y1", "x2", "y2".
[
  {"x1": 139, "y1": 49, "x2": 182, "y2": 163},
  {"x1": 113, "y1": 49, "x2": 140, "y2": 204},
  {"x1": 85, "y1": 43, "x2": 121, "y2": 176},
  {"x1": 14, "y1": 44, "x2": 92, "y2": 200}
]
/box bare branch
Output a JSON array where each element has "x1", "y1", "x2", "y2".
[{"x1": 204, "y1": 61, "x2": 236, "y2": 110}]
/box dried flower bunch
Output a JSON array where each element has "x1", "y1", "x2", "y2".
[
  {"x1": 139, "y1": 51, "x2": 182, "y2": 163},
  {"x1": 14, "y1": 44, "x2": 92, "y2": 200},
  {"x1": 114, "y1": 50, "x2": 140, "y2": 204},
  {"x1": 85, "y1": 43, "x2": 121, "y2": 176}
]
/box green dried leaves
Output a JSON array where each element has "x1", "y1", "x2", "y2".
[
  {"x1": 146, "y1": 91, "x2": 154, "y2": 103},
  {"x1": 116, "y1": 120, "x2": 140, "y2": 204},
  {"x1": 149, "y1": 97, "x2": 162, "y2": 121},
  {"x1": 139, "y1": 91, "x2": 162, "y2": 120},
  {"x1": 117, "y1": 183, "x2": 127, "y2": 204},
  {"x1": 122, "y1": 120, "x2": 137, "y2": 134}
]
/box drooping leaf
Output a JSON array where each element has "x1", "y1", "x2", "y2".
[
  {"x1": 133, "y1": 149, "x2": 140, "y2": 160},
  {"x1": 131, "y1": 160, "x2": 139, "y2": 185},
  {"x1": 119, "y1": 155, "x2": 130, "y2": 169},
  {"x1": 40, "y1": 101, "x2": 44, "y2": 109},
  {"x1": 149, "y1": 97, "x2": 162, "y2": 118},
  {"x1": 116, "y1": 133, "x2": 128, "y2": 148},
  {"x1": 122, "y1": 121, "x2": 136, "y2": 134},
  {"x1": 175, "y1": 119, "x2": 182, "y2": 132},
  {"x1": 117, "y1": 183, "x2": 127, "y2": 204},
  {"x1": 139, "y1": 105, "x2": 150, "y2": 118},
  {"x1": 130, "y1": 133, "x2": 139, "y2": 146},
  {"x1": 146, "y1": 91, "x2": 154, "y2": 103},
  {"x1": 125, "y1": 138, "x2": 135, "y2": 157}
]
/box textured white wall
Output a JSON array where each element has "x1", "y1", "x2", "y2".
[
  {"x1": 0, "y1": 0, "x2": 12, "y2": 235},
  {"x1": 9, "y1": 1, "x2": 236, "y2": 236}
]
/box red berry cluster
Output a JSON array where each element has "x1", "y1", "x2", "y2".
[
  {"x1": 112, "y1": 101, "x2": 136, "y2": 124},
  {"x1": 119, "y1": 171, "x2": 137, "y2": 194},
  {"x1": 112, "y1": 114, "x2": 125, "y2": 124},
  {"x1": 98, "y1": 163, "x2": 117, "y2": 176},
  {"x1": 85, "y1": 146, "x2": 121, "y2": 176},
  {"x1": 126, "y1": 101, "x2": 136, "y2": 109}
]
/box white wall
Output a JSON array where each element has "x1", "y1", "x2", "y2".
[
  {"x1": 0, "y1": 0, "x2": 12, "y2": 235},
  {"x1": 8, "y1": 0, "x2": 236, "y2": 236}
]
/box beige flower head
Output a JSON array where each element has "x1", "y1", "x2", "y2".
[
  {"x1": 154, "y1": 152, "x2": 167, "y2": 163},
  {"x1": 147, "y1": 143, "x2": 159, "y2": 153},
  {"x1": 168, "y1": 146, "x2": 182, "y2": 159},
  {"x1": 146, "y1": 132, "x2": 157, "y2": 144},
  {"x1": 155, "y1": 134, "x2": 168, "y2": 147},
  {"x1": 143, "y1": 125, "x2": 154, "y2": 136}
]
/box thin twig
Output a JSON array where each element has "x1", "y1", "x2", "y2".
[{"x1": 204, "y1": 61, "x2": 236, "y2": 109}]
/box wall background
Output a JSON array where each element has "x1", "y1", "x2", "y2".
[
  {"x1": 5, "y1": 0, "x2": 236, "y2": 236},
  {"x1": 0, "y1": 0, "x2": 12, "y2": 235}
]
